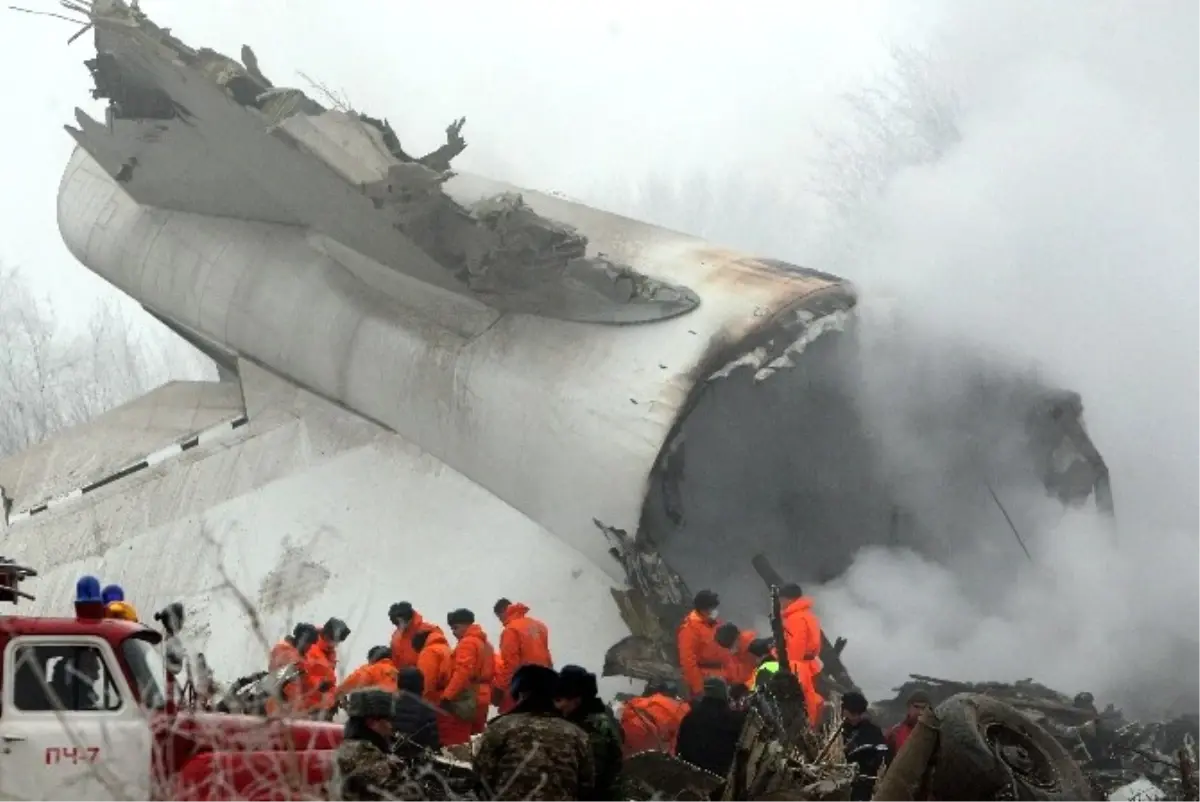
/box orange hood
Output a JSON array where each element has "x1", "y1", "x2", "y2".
[
  {"x1": 313, "y1": 635, "x2": 338, "y2": 663},
  {"x1": 783, "y1": 597, "x2": 814, "y2": 618},
  {"x1": 682, "y1": 610, "x2": 718, "y2": 631},
  {"x1": 457, "y1": 623, "x2": 488, "y2": 644},
  {"x1": 423, "y1": 627, "x2": 450, "y2": 649},
  {"x1": 501, "y1": 603, "x2": 531, "y2": 625},
  {"x1": 403, "y1": 611, "x2": 428, "y2": 634}
]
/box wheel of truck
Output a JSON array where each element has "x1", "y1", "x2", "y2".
[{"x1": 931, "y1": 693, "x2": 1091, "y2": 801}]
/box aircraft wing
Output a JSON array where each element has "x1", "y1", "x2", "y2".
[{"x1": 0, "y1": 360, "x2": 632, "y2": 684}]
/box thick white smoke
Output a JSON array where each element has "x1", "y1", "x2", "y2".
[{"x1": 806, "y1": 1, "x2": 1198, "y2": 716}]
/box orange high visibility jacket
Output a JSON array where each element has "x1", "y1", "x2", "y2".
[
  {"x1": 677, "y1": 611, "x2": 726, "y2": 697},
  {"x1": 494, "y1": 603, "x2": 553, "y2": 696},
  {"x1": 620, "y1": 694, "x2": 690, "y2": 756}
]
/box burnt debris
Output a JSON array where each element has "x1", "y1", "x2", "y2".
[{"x1": 877, "y1": 674, "x2": 1199, "y2": 800}]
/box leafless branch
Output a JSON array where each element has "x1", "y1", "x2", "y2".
[{"x1": 7, "y1": 5, "x2": 85, "y2": 24}]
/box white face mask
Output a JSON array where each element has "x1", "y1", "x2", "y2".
[{"x1": 708, "y1": 608, "x2": 720, "y2": 621}]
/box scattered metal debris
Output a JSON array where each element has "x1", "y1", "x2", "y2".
[
  {"x1": 65, "y1": 0, "x2": 701, "y2": 323},
  {"x1": 876, "y1": 674, "x2": 1199, "y2": 800}
]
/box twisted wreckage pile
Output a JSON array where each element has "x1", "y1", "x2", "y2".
[
  {"x1": 200, "y1": 584, "x2": 1197, "y2": 800},
  {"x1": 204, "y1": 617, "x2": 1199, "y2": 800},
  {"x1": 595, "y1": 563, "x2": 1198, "y2": 801},
  {"x1": 876, "y1": 677, "x2": 1199, "y2": 801}
]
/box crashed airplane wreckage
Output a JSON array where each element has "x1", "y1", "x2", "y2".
[{"x1": 0, "y1": 0, "x2": 1112, "y2": 692}]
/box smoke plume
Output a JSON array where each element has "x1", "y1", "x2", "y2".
[{"x1": 807, "y1": 1, "x2": 1198, "y2": 716}]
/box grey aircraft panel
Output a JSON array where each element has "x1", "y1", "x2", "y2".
[
  {"x1": 0, "y1": 380, "x2": 243, "y2": 515},
  {"x1": 67, "y1": 3, "x2": 701, "y2": 324}
]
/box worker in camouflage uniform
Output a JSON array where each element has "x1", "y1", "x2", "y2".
[
  {"x1": 474, "y1": 664, "x2": 595, "y2": 801},
  {"x1": 333, "y1": 689, "x2": 423, "y2": 801},
  {"x1": 555, "y1": 665, "x2": 624, "y2": 800}
]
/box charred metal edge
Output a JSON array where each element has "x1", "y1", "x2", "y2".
[
  {"x1": 6, "y1": 415, "x2": 250, "y2": 525},
  {"x1": 637, "y1": 283, "x2": 859, "y2": 543},
  {"x1": 606, "y1": 285, "x2": 858, "y2": 655}
]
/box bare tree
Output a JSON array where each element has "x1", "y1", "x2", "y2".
[
  {"x1": 585, "y1": 45, "x2": 961, "y2": 274},
  {"x1": 0, "y1": 264, "x2": 215, "y2": 459},
  {"x1": 806, "y1": 43, "x2": 962, "y2": 270}
]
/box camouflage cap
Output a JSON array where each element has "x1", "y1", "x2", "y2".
[{"x1": 345, "y1": 689, "x2": 396, "y2": 719}]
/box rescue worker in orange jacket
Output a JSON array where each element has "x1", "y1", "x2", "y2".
[
  {"x1": 389, "y1": 601, "x2": 437, "y2": 670},
  {"x1": 413, "y1": 630, "x2": 452, "y2": 703},
  {"x1": 336, "y1": 645, "x2": 399, "y2": 699},
  {"x1": 620, "y1": 680, "x2": 690, "y2": 757},
  {"x1": 492, "y1": 598, "x2": 553, "y2": 713},
  {"x1": 443, "y1": 608, "x2": 495, "y2": 735},
  {"x1": 676, "y1": 590, "x2": 726, "y2": 699},
  {"x1": 715, "y1": 622, "x2": 759, "y2": 690},
  {"x1": 301, "y1": 617, "x2": 350, "y2": 719},
  {"x1": 413, "y1": 628, "x2": 467, "y2": 747},
  {"x1": 779, "y1": 583, "x2": 825, "y2": 726},
  {"x1": 266, "y1": 623, "x2": 318, "y2": 717}
]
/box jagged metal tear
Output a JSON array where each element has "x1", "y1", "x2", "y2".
[
  {"x1": 607, "y1": 293, "x2": 1115, "y2": 681},
  {"x1": 69, "y1": 0, "x2": 700, "y2": 325}
]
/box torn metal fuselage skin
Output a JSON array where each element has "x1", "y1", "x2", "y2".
[
  {"x1": 59, "y1": 1, "x2": 1113, "y2": 686},
  {"x1": 73, "y1": 0, "x2": 698, "y2": 325},
  {"x1": 602, "y1": 275, "x2": 1114, "y2": 683}
]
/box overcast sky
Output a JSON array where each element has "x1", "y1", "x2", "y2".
[{"x1": 0, "y1": 0, "x2": 935, "y2": 318}]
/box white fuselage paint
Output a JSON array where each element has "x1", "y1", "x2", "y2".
[
  {"x1": 55, "y1": 146, "x2": 840, "y2": 577},
  {"x1": 22, "y1": 145, "x2": 845, "y2": 698},
  {"x1": 1, "y1": 362, "x2": 637, "y2": 693}
]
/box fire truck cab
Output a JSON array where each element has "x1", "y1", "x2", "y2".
[{"x1": 0, "y1": 558, "x2": 343, "y2": 801}]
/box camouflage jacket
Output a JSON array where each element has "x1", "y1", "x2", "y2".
[
  {"x1": 570, "y1": 701, "x2": 625, "y2": 800},
  {"x1": 333, "y1": 734, "x2": 424, "y2": 801},
  {"x1": 473, "y1": 710, "x2": 595, "y2": 801}
]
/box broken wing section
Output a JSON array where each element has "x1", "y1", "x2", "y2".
[
  {"x1": 0, "y1": 360, "x2": 633, "y2": 684},
  {"x1": 68, "y1": 1, "x2": 700, "y2": 324},
  {"x1": 0, "y1": 381, "x2": 245, "y2": 524}
]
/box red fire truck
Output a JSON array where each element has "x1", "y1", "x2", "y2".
[{"x1": 0, "y1": 558, "x2": 343, "y2": 800}]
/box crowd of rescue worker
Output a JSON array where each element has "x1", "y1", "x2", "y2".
[
  {"x1": 267, "y1": 601, "x2": 562, "y2": 746},
  {"x1": 257, "y1": 586, "x2": 932, "y2": 801},
  {"x1": 65, "y1": 574, "x2": 928, "y2": 800},
  {"x1": 664, "y1": 584, "x2": 929, "y2": 800}
]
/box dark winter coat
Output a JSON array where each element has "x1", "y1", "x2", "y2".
[
  {"x1": 336, "y1": 721, "x2": 408, "y2": 801},
  {"x1": 841, "y1": 718, "x2": 889, "y2": 801},
  {"x1": 565, "y1": 697, "x2": 624, "y2": 800},
  {"x1": 393, "y1": 667, "x2": 440, "y2": 756},
  {"x1": 674, "y1": 697, "x2": 747, "y2": 778}
]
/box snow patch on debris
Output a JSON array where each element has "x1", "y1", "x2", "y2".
[{"x1": 709, "y1": 308, "x2": 850, "y2": 382}]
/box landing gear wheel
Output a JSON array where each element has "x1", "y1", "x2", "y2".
[{"x1": 931, "y1": 693, "x2": 1091, "y2": 801}]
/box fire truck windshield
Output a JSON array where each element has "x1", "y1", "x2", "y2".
[{"x1": 121, "y1": 634, "x2": 167, "y2": 708}]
